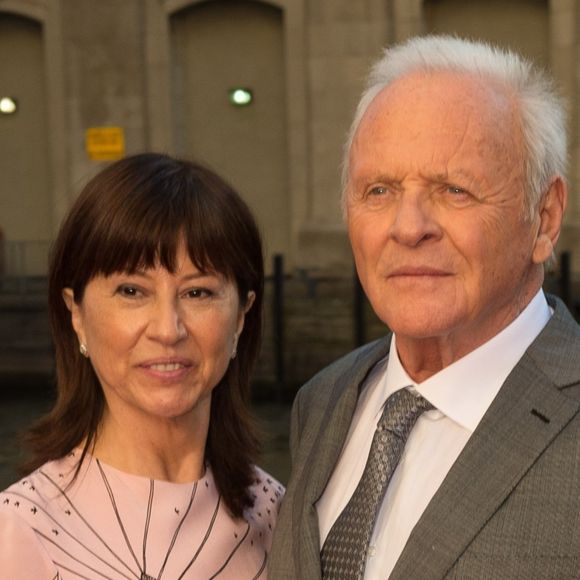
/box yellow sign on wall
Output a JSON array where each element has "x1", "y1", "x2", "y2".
[{"x1": 85, "y1": 127, "x2": 125, "y2": 161}]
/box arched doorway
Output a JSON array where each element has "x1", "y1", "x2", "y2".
[
  {"x1": 170, "y1": 0, "x2": 289, "y2": 266},
  {"x1": 0, "y1": 11, "x2": 51, "y2": 275}
]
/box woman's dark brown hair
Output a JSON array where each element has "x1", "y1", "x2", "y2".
[{"x1": 24, "y1": 153, "x2": 264, "y2": 518}]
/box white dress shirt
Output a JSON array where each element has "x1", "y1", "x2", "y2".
[{"x1": 316, "y1": 290, "x2": 551, "y2": 578}]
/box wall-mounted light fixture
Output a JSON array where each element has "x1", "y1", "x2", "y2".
[
  {"x1": 0, "y1": 97, "x2": 18, "y2": 115},
  {"x1": 229, "y1": 88, "x2": 253, "y2": 107}
]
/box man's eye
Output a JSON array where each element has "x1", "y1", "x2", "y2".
[
  {"x1": 369, "y1": 186, "x2": 387, "y2": 195},
  {"x1": 448, "y1": 186, "x2": 467, "y2": 195}
]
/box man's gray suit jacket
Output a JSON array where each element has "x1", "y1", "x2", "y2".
[{"x1": 269, "y1": 295, "x2": 580, "y2": 579}]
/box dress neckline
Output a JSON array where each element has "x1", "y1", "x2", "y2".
[{"x1": 68, "y1": 448, "x2": 212, "y2": 489}]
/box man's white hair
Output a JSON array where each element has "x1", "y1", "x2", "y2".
[{"x1": 342, "y1": 35, "x2": 567, "y2": 219}]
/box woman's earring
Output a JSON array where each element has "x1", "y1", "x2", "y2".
[
  {"x1": 231, "y1": 337, "x2": 238, "y2": 360},
  {"x1": 79, "y1": 343, "x2": 89, "y2": 358}
]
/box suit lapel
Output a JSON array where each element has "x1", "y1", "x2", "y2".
[
  {"x1": 294, "y1": 338, "x2": 391, "y2": 579},
  {"x1": 390, "y1": 299, "x2": 580, "y2": 579}
]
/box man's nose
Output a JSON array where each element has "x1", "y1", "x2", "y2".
[
  {"x1": 147, "y1": 299, "x2": 187, "y2": 344},
  {"x1": 388, "y1": 191, "x2": 440, "y2": 247}
]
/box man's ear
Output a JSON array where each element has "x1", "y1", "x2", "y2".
[
  {"x1": 532, "y1": 176, "x2": 567, "y2": 265},
  {"x1": 62, "y1": 288, "x2": 85, "y2": 343}
]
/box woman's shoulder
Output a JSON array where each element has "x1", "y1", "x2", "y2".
[
  {"x1": 244, "y1": 466, "x2": 285, "y2": 537},
  {"x1": 0, "y1": 461, "x2": 66, "y2": 578},
  {"x1": 0, "y1": 504, "x2": 58, "y2": 577},
  {"x1": 0, "y1": 452, "x2": 86, "y2": 539},
  {"x1": 250, "y1": 466, "x2": 285, "y2": 500},
  {"x1": 233, "y1": 466, "x2": 284, "y2": 554},
  {"x1": 1, "y1": 453, "x2": 79, "y2": 499}
]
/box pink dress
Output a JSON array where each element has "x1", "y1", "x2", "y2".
[{"x1": 0, "y1": 450, "x2": 284, "y2": 579}]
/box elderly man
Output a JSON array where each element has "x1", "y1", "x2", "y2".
[{"x1": 269, "y1": 36, "x2": 579, "y2": 579}]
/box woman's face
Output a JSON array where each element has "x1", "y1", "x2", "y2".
[{"x1": 63, "y1": 242, "x2": 253, "y2": 428}]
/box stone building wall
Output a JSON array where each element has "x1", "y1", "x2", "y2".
[{"x1": 3, "y1": 0, "x2": 579, "y2": 275}]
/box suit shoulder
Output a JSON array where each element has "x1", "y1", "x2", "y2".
[
  {"x1": 529, "y1": 295, "x2": 580, "y2": 399},
  {"x1": 295, "y1": 337, "x2": 390, "y2": 405}
]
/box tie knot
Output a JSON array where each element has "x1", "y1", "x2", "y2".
[{"x1": 378, "y1": 388, "x2": 433, "y2": 439}]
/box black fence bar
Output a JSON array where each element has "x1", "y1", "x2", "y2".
[
  {"x1": 560, "y1": 250, "x2": 571, "y2": 308},
  {"x1": 354, "y1": 269, "x2": 365, "y2": 347},
  {"x1": 273, "y1": 254, "x2": 285, "y2": 384}
]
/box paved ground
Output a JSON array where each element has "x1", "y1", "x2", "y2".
[{"x1": 0, "y1": 389, "x2": 291, "y2": 490}]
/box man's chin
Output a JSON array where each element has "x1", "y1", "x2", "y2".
[{"x1": 378, "y1": 305, "x2": 459, "y2": 339}]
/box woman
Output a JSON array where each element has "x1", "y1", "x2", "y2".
[{"x1": 0, "y1": 153, "x2": 284, "y2": 578}]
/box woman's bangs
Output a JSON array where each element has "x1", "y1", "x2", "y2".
[{"x1": 91, "y1": 209, "x2": 221, "y2": 279}]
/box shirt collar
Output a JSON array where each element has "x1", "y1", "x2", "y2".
[{"x1": 384, "y1": 289, "x2": 551, "y2": 432}]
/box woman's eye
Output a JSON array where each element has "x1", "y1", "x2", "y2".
[
  {"x1": 184, "y1": 288, "x2": 211, "y2": 299},
  {"x1": 116, "y1": 285, "x2": 141, "y2": 298}
]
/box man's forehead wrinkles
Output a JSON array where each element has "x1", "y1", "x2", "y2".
[{"x1": 352, "y1": 158, "x2": 480, "y2": 183}]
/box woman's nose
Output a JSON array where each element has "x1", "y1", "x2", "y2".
[{"x1": 147, "y1": 299, "x2": 187, "y2": 344}]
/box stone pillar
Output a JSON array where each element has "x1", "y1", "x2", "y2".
[
  {"x1": 550, "y1": 0, "x2": 580, "y2": 269},
  {"x1": 296, "y1": 0, "x2": 391, "y2": 270},
  {"x1": 62, "y1": 0, "x2": 148, "y2": 193}
]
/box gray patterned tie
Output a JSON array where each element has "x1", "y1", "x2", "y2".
[{"x1": 321, "y1": 388, "x2": 433, "y2": 579}]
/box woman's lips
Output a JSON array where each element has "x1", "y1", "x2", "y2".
[
  {"x1": 139, "y1": 358, "x2": 194, "y2": 379},
  {"x1": 148, "y1": 362, "x2": 186, "y2": 372}
]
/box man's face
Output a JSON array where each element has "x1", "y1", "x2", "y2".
[{"x1": 347, "y1": 71, "x2": 546, "y2": 362}]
